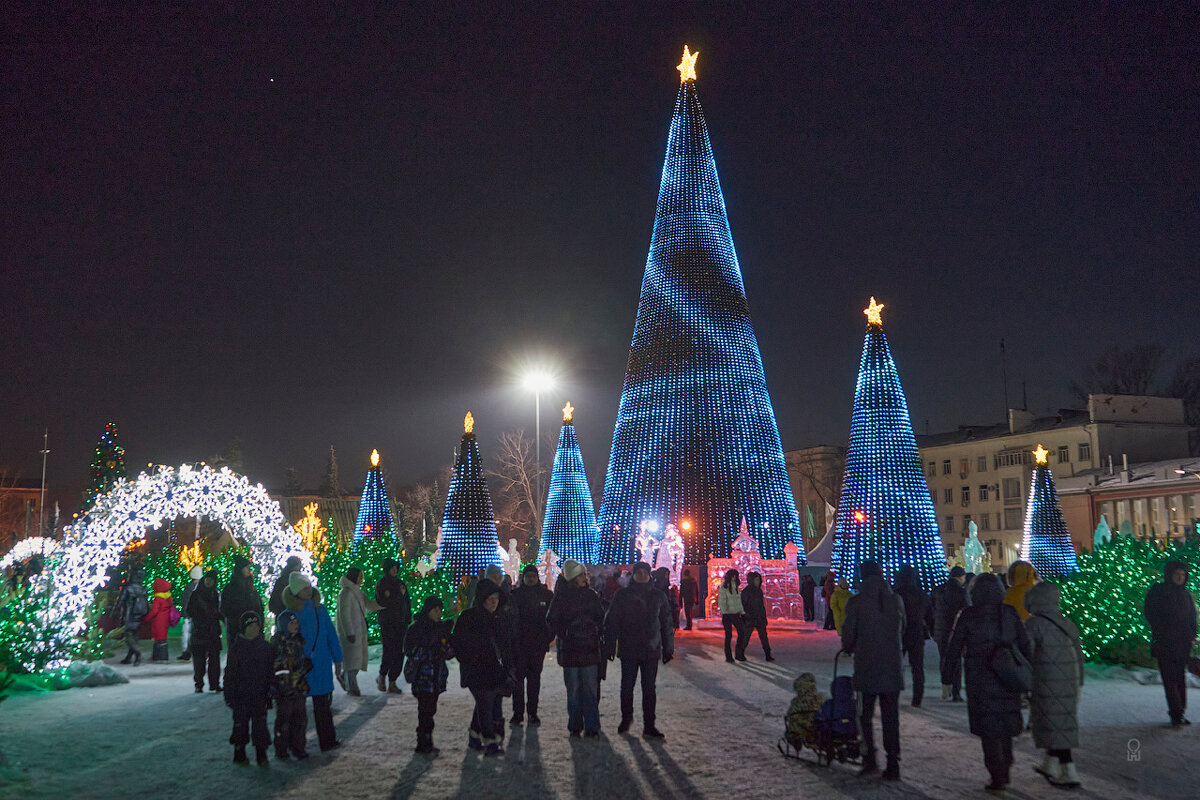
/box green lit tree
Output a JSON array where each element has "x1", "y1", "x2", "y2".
[{"x1": 82, "y1": 422, "x2": 126, "y2": 510}]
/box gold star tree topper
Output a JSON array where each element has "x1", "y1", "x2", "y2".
[
  {"x1": 563, "y1": 402, "x2": 574, "y2": 423},
  {"x1": 1033, "y1": 444, "x2": 1049, "y2": 465},
  {"x1": 370, "y1": 449, "x2": 380, "y2": 467},
  {"x1": 677, "y1": 45, "x2": 699, "y2": 83},
  {"x1": 464, "y1": 412, "x2": 474, "y2": 435},
  {"x1": 863, "y1": 297, "x2": 885, "y2": 326}
]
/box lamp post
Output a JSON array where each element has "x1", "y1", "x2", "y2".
[
  {"x1": 522, "y1": 369, "x2": 557, "y2": 537},
  {"x1": 38, "y1": 429, "x2": 50, "y2": 536}
]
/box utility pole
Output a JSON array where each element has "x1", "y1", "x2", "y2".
[
  {"x1": 38, "y1": 429, "x2": 50, "y2": 535},
  {"x1": 1000, "y1": 339, "x2": 1010, "y2": 417}
]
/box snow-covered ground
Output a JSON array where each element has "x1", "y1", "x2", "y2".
[{"x1": 1, "y1": 625, "x2": 1195, "y2": 800}]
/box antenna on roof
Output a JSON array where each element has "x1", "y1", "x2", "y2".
[{"x1": 1000, "y1": 339, "x2": 1010, "y2": 417}]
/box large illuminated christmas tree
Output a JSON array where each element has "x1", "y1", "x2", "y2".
[
  {"x1": 540, "y1": 403, "x2": 599, "y2": 564},
  {"x1": 353, "y1": 449, "x2": 395, "y2": 540},
  {"x1": 1023, "y1": 445, "x2": 1079, "y2": 578},
  {"x1": 597, "y1": 46, "x2": 803, "y2": 564},
  {"x1": 831, "y1": 299, "x2": 948, "y2": 591},
  {"x1": 436, "y1": 413, "x2": 502, "y2": 579},
  {"x1": 82, "y1": 421, "x2": 126, "y2": 510}
]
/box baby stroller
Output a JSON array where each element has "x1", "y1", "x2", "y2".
[{"x1": 778, "y1": 651, "x2": 861, "y2": 765}]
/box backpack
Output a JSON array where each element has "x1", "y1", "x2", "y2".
[
  {"x1": 815, "y1": 675, "x2": 857, "y2": 737},
  {"x1": 130, "y1": 593, "x2": 149, "y2": 619}
]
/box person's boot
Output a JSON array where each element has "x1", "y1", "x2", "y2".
[
  {"x1": 883, "y1": 755, "x2": 900, "y2": 781},
  {"x1": 256, "y1": 747, "x2": 269, "y2": 766},
  {"x1": 120, "y1": 652, "x2": 132, "y2": 665},
  {"x1": 1049, "y1": 761, "x2": 1081, "y2": 789},
  {"x1": 132, "y1": 652, "x2": 141, "y2": 667},
  {"x1": 941, "y1": 684, "x2": 952, "y2": 700},
  {"x1": 528, "y1": 713, "x2": 540, "y2": 725},
  {"x1": 642, "y1": 726, "x2": 665, "y2": 739},
  {"x1": 468, "y1": 731, "x2": 483, "y2": 751},
  {"x1": 765, "y1": 651, "x2": 775, "y2": 662},
  {"x1": 858, "y1": 750, "x2": 878, "y2": 776},
  {"x1": 177, "y1": 652, "x2": 191, "y2": 662},
  {"x1": 1034, "y1": 753, "x2": 1059, "y2": 780},
  {"x1": 912, "y1": 687, "x2": 923, "y2": 707},
  {"x1": 510, "y1": 713, "x2": 524, "y2": 726},
  {"x1": 617, "y1": 717, "x2": 632, "y2": 734},
  {"x1": 388, "y1": 680, "x2": 403, "y2": 694},
  {"x1": 233, "y1": 746, "x2": 249, "y2": 765},
  {"x1": 484, "y1": 737, "x2": 504, "y2": 757},
  {"x1": 376, "y1": 674, "x2": 386, "y2": 692}
]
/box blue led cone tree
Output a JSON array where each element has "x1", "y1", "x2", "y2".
[
  {"x1": 436, "y1": 413, "x2": 502, "y2": 579},
  {"x1": 1022, "y1": 444, "x2": 1079, "y2": 578},
  {"x1": 597, "y1": 47, "x2": 803, "y2": 565},
  {"x1": 831, "y1": 299, "x2": 948, "y2": 591},
  {"x1": 353, "y1": 449, "x2": 395, "y2": 540},
  {"x1": 540, "y1": 403, "x2": 599, "y2": 564}
]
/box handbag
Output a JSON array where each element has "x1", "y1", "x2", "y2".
[
  {"x1": 169, "y1": 607, "x2": 182, "y2": 627},
  {"x1": 989, "y1": 606, "x2": 1032, "y2": 693},
  {"x1": 492, "y1": 636, "x2": 516, "y2": 697}
]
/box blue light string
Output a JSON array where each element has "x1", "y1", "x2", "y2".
[
  {"x1": 1022, "y1": 465, "x2": 1079, "y2": 578},
  {"x1": 437, "y1": 432, "x2": 502, "y2": 580},
  {"x1": 540, "y1": 420, "x2": 599, "y2": 564}
]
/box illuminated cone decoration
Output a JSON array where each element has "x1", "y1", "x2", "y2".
[
  {"x1": 1022, "y1": 445, "x2": 1079, "y2": 578},
  {"x1": 540, "y1": 403, "x2": 599, "y2": 564},
  {"x1": 598, "y1": 46, "x2": 803, "y2": 564},
  {"x1": 353, "y1": 449, "x2": 395, "y2": 540},
  {"x1": 436, "y1": 413, "x2": 502, "y2": 579},
  {"x1": 831, "y1": 299, "x2": 948, "y2": 591}
]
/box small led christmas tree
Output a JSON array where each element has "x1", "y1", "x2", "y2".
[
  {"x1": 1022, "y1": 444, "x2": 1079, "y2": 578},
  {"x1": 436, "y1": 413, "x2": 502, "y2": 579},
  {"x1": 353, "y1": 449, "x2": 395, "y2": 540},
  {"x1": 539, "y1": 403, "x2": 599, "y2": 565},
  {"x1": 82, "y1": 422, "x2": 126, "y2": 510},
  {"x1": 831, "y1": 299, "x2": 948, "y2": 591}
]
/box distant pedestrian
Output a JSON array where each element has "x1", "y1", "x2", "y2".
[
  {"x1": 222, "y1": 554, "x2": 264, "y2": 649},
  {"x1": 405, "y1": 596, "x2": 455, "y2": 755},
  {"x1": 830, "y1": 578, "x2": 852, "y2": 635},
  {"x1": 116, "y1": 571, "x2": 148, "y2": 666},
  {"x1": 892, "y1": 565, "x2": 933, "y2": 706},
  {"x1": 932, "y1": 566, "x2": 968, "y2": 701},
  {"x1": 374, "y1": 559, "x2": 412, "y2": 694},
  {"x1": 741, "y1": 571, "x2": 774, "y2": 661},
  {"x1": 224, "y1": 610, "x2": 274, "y2": 766},
  {"x1": 652, "y1": 568, "x2": 678, "y2": 629},
  {"x1": 178, "y1": 565, "x2": 203, "y2": 661},
  {"x1": 942, "y1": 573, "x2": 1032, "y2": 793},
  {"x1": 269, "y1": 556, "x2": 303, "y2": 616},
  {"x1": 546, "y1": 559, "x2": 606, "y2": 737},
  {"x1": 335, "y1": 567, "x2": 383, "y2": 696},
  {"x1": 800, "y1": 574, "x2": 817, "y2": 623},
  {"x1": 270, "y1": 610, "x2": 311, "y2": 760},
  {"x1": 453, "y1": 579, "x2": 513, "y2": 756},
  {"x1": 605, "y1": 561, "x2": 674, "y2": 739},
  {"x1": 680, "y1": 569, "x2": 699, "y2": 630},
  {"x1": 842, "y1": 560, "x2": 905, "y2": 781},
  {"x1": 282, "y1": 572, "x2": 344, "y2": 752},
  {"x1": 143, "y1": 577, "x2": 176, "y2": 662},
  {"x1": 821, "y1": 572, "x2": 837, "y2": 630},
  {"x1": 187, "y1": 569, "x2": 223, "y2": 692},
  {"x1": 1024, "y1": 581, "x2": 1084, "y2": 788},
  {"x1": 1004, "y1": 561, "x2": 1038, "y2": 621},
  {"x1": 1144, "y1": 559, "x2": 1197, "y2": 727},
  {"x1": 718, "y1": 568, "x2": 748, "y2": 663},
  {"x1": 509, "y1": 564, "x2": 554, "y2": 726}
]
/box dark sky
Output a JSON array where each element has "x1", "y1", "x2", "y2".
[{"x1": 3, "y1": 3, "x2": 1198, "y2": 509}]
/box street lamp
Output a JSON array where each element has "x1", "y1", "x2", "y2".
[
  {"x1": 521, "y1": 368, "x2": 557, "y2": 536},
  {"x1": 38, "y1": 430, "x2": 49, "y2": 536}
]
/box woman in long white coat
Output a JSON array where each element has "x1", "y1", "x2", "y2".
[{"x1": 336, "y1": 568, "x2": 383, "y2": 696}]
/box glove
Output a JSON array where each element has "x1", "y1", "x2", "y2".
[{"x1": 662, "y1": 651, "x2": 673, "y2": 664}]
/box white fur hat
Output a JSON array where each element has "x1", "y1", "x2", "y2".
[
  {"x1": 562, "y1": 559, "x2": 586, "y2": 582},
  {"x1": 288, "y1": 572, "x2": 313, "y2": 594}
]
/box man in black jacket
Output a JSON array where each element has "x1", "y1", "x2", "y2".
[
  {"x1": 546, "y1": 560, "x2": 606, "y2": 737},
  {"x1": 509, "y1": 564, "x2": 554, "y2": 725},
  {"x1": 679, "y1": 569, "x2": 699, "y2": 630},
  {"x1": 374, "y1": 558, "x2": 412, "y2": 694},
  {"x1": 741, "y1": 571, "x2": 774, "y2": 661},
  {"x1": 605, "y1": 561, "x2": 675, "y2": 739},
  {"x1": 932, "y1": 566, "x2": 968, "y2": 701},
  {"x1": 1145, "y1": 560, "x2": 1197, "y2": 726}
]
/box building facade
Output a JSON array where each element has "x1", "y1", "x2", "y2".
[{"x1": 1057, "y1": 458, "x2": 1200, "y2": 547}]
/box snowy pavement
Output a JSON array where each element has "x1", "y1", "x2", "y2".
[{"x1": 1, "y1": 626, "x2": 1195, "y2": 800}]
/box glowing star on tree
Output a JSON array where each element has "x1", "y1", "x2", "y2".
[
  {"x1": 676, "y1": 45, "x2": 699, "y2": 82},
  {"x1": 464, "y1": 412, "x2": 474, "y2": 434},
  {"x1": 562, "y1": 402, "x2": 574, "y2": 423},
  {"x1": 1033, "y1": 444, "x2": 1049, "y2": 466},
  {"x1": 863, "y1": 296, "x2": 885, "y2": 327},
  {"x1": 371, "y1": 449, "x2": 380, "y2": 467}
]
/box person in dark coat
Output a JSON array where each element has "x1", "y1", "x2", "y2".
[
  {"x1": 188, "y1": 569, "x2": 224, "y2": 692},
  {"x1": 452, "y1": 579, "x2": 513, "y2": 756},
  {"x1": 800, "y1": 574, "x2": 817, "y2": 622},
  {"x1": 221, "y1": 554, "x2": 264, "y2": 648},
  {"x1": 268, "y1": 556, "x2": 303, "y2": 616},
  {"x1": 116, "y1": 571, "x2": 148, "y2": 666},
  {"x1": 605, "y1": 561, "x2": 674, "y2": 739},
  {"x1": 224, "y1": 610, "x2": 275, "y2": 765},
  {"x1": 178, "y1": 565, "x2": 203, "y2": 661},
  {"x1": 374, "y1": 558, "x2": 412, "y2": 694},
  {"x1": 932, "y1": 566, "x2": 969, "y2": 701},
  {"x1": 821, "y1": 571, "x2": 837, "y2": 630},
  {"x1": 405, "y1": 596, "x2": 455, "y2": 755},
  {"x1": 270, "y1": 609, "x2": 311, "y2": 760},
  {"x1": 509, "y1": 564, "x2": 554, "y2": 725},
  {"x1": 546, "y1": 559, "x2": 606, "y2": 737},
  {"x1": 842, "y1": 560, "x2": 905, "y2": 781},
  {"x1": 679, "y1": 569, "x2": 699, "y2": 630},
  {"x1": 893, "y1": 565, "x2": 934, "y2": 706},
  {"x1": 653, "y1": 568, "x2": 680, "y2": 630},
  {"x1": 741, "y1": 571, "x2": 774, "y2": 661},
  {"x1": 1144, "y1": 559, "x2": 1197, "y2": 726},
  {"x1": 942, "y1": 572, "x2": 1032, "y2": 792}
]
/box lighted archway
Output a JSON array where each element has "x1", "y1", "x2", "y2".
[
  {"x1": 43, "y1": 464, "x2": 310, "y2": 663},
  {"x1": 0, "y1": 536, "x2": 59, "y2": 572}
]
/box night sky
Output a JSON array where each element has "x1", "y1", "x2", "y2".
[{"x1": 4, "y1": 4, "x2": 1198, "y2": 509}]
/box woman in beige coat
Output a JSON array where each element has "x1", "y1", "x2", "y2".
[
  {"x1": 336, "y1": 568, "x2": 383, "y2": 696},
  {"x1": 1024, "y1": 581, "x2": 1085, "y2": 789}
]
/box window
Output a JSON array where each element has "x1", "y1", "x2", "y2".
[
  {"x1": 945, "y1": 516, "x2": 955, "y2": 532},
  {"x1": 1056, "y1": 445, "x2": 1069, "y2": 463},
  {"x1": 959, "y1": 459, "x2": 970, "y2": 476},
  {"x1": 979, "y1": 484, "x2": 990, "y2": 501},
  {"x1": 977, "y1": 455, "x2": 987, "y2": 473},
  {"x1": 980, "y1": 514, "x2": 991, "y2": 531},
  {"x1": 963, "y1": 514, "x2": 972, "y2": 530},
  {"x1": 995, "y1": 450, "x2": 1030, "y2": 468},
  {"x1": 1003, "y1": 477, "x2": 1021, "y2": 501},
  {"x1": 944, "y1": 488, "x2": 953, "y2": 504},
  {"x1": 1003, "y1": 508, "x2": 1022, "y2": 530},
  {"x1": 942, "y1": 460, "x2": 952, "y2": 475},
  {"x1": 927, "y1": 461, "x2": 936, "y2": 477},
  {"x1": 961, "y1": 486, "x2": 970, "y2": 505},
  {"x1": 1079, "y1": 442, "x2": 1091, "y2": 461}
]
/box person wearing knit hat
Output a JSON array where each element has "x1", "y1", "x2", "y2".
[
  {"x1": 453, "y1": 579, "x2": 514, "y2": 756},
  {"x1": 546, "y1": 558, "x2": 606, "y2": 737},
  {"x1": 509, "y1": 560, "x2": 555, "y2": 725},
  {"x1": 270, "y1": 609, "x2": 311, "y2": 760},
  {"x1": 187, "y1": 569, "x2": 223, "y2": 692},
  {"x1": 282, "y1": 570, "x2": 344, "y2": 751},
  {"x1": 374, "y1": 558, "x2": 412, "y2": 694},
  {"x1": 605, "y1": 560, "x2": 675, "y2": 739},
  {"x1": 932, "y1": 565, "x2": 969, "y2": 702},
  {"x1": 224, "y1": 610, "x2": 275, "y2": 765},
  {"x1": 562, "y1": 559, "x2": 586, "y2": 582},
  {"x1": 178, "y1": 564, "x2": 206, "y2": 661},
  {"x1": 269, "y1": 555, "x2": 305, "y2": 616},
  {"x1": 1145, "y1": 559, "x2": 1196, "y2": 726},
  {"x1": 221, "y1": 553, "x2": 264, "y2": 649}
]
